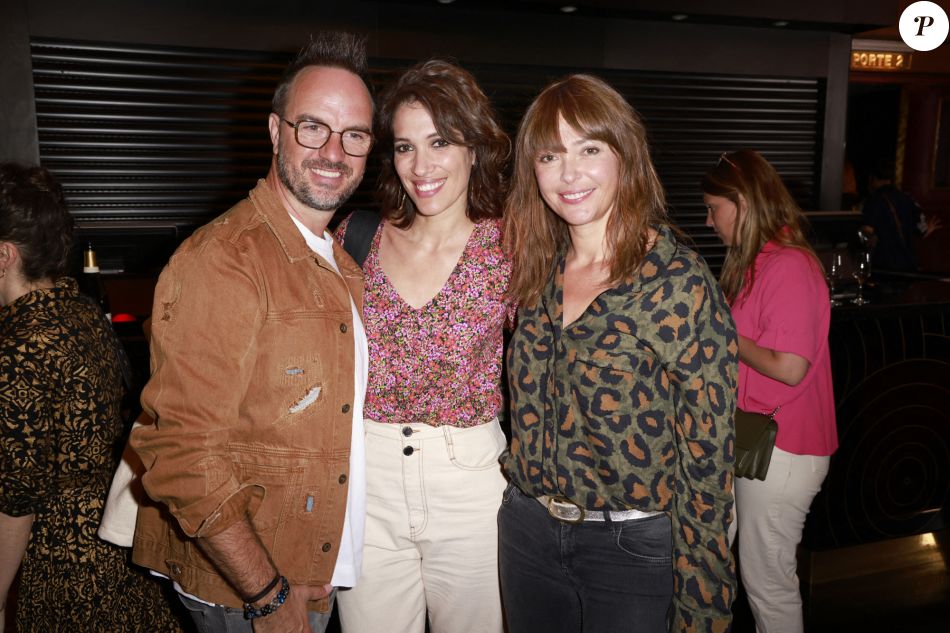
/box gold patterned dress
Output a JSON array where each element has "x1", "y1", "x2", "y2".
[{"x1": 0, "y1": 278, "x2": 181, "y2": 632}]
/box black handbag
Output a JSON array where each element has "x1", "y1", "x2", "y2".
[{"x1": 734, "y1": 407, "x2": 779, "y2": 481}]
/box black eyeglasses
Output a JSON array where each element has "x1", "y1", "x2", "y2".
[{"x1": 282, "y1": 119, "x2": 374, "y2": 157}]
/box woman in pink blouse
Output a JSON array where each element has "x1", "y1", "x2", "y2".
[
  {"x1": 703, "y1": 149, "x2": 837, "y2": 633},
  {"x1": 334, "y1": 60, "x2": 510, "y2": 633}
]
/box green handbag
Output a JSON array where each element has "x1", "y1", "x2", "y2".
[{"x1": 734, "y1": 407, "x2": 779, "y2": 481}]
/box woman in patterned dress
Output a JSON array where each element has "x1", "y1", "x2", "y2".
[
  {"x1": 333, "y1": 60, "x2": 511, "y2": 633},
  {"x1": 500, "y1": 75, "x2": 738, "y2": 633},
  {"x1": 703, "y1": 149, "x2": 836, "y2": 633},
  {"x1": 0, "y1": 163, "x2": 181, "y2": 632}
]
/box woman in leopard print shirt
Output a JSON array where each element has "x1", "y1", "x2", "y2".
[{"x1": 501, "y1": 75, "x2": 738, "y2": 633}]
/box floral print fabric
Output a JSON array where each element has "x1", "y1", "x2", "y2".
[{"x1": 336, "y1": 217, "x2": 512, "y2": 428}]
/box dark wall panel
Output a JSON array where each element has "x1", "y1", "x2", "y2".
[{"x1": 33, "y1": 38, "x2": 823, "y2": 274}]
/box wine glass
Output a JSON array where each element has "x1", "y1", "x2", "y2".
[
  {"x1": 852, "y1": 251, "x2": 871, "y2": 306},
  {"x1": 827, "y1": 253, "x2": 844, "y2": 307}
]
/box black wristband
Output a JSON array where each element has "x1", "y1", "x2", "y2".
[
  {"x1": 242, "y1": 572, "x2": 281, "y2": 605},
  {"x1": 244, "y1": 576, "x2": 290, "y2": 620}
]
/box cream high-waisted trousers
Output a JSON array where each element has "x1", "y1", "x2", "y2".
[{"x1": 337, "y1": 418, "x2": 507, "y2": 633}]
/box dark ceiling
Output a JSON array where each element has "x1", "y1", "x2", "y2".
[{"x1": 396, "y1": 0, "x2": 900, "y2": 34}]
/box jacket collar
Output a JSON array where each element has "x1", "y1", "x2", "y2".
[
  {"x1": 246, "y1": 178, "x2": 362, "y2": 281},
  {"x1": 248, "y1": 178, "x2": 315, "y2": 264}
]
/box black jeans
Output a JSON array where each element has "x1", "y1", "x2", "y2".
[{"x1": 498, "y1": 484, "x2": 673, "y2": 633}]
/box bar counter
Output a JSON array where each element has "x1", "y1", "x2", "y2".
[{"x1": 804, "y1": 275, "x2": 950, "y2": 550}]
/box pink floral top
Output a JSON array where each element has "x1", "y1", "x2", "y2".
[{"x1": 335, "y1": 216, "x2": 513, "y2": 428}]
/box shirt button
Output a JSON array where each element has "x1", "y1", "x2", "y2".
[
  {"x1": 340, "y1": 323, "x2": 347, "y2": 333},
  {"x1": 342, "y1": 403, "x2": 351, "y2": 413},
  {"x1": 338, "y1": 474, "x2": 347, "y2": 484},
  {"x1": 403, "y1": 446, "x2": 414, "y2": 456},
  {"x1": 402, "y1": 426, "x2": 413, "y2": 437},
  {"x1": 322, "y1": 543, "x2": 332, "y2": 553}
]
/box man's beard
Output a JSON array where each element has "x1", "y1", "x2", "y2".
[{"x1": 277, "y1": 150, "x2": 361, "y2": 212}]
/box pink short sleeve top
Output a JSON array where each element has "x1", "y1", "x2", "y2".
[{"x1": 730, "y1": 241, "x2": 838, "y2": 456}]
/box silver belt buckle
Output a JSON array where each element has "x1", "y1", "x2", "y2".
[{"x1": 547, "y1": 495, "x2": 585, "y2": 524}]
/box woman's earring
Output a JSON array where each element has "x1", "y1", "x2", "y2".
[{"x1": 399, "y1": 189, "x2": 407, "y2": 210}]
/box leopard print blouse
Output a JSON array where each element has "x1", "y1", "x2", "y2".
[{"x1": 504, "y1": 226, "x2": 739, "y2": 632}]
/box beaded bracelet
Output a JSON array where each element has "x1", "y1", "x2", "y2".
[{"x1": 243, "y1": 575, "x2": 290, "y2": 620}]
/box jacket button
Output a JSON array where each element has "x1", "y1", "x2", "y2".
[
  {"x1": 342, "y1": 403, "x2": 351, "y2": 413},
  {"x1": 169, "y1": 563, "x2": 182, "y2": 577},
  {"x1": 340, "y1": 323, "x2": 347, "y2": 333},
  {"x1": 338, "y1": 474, "x2": 347, "y2": 484},
  {"x1": 322, "y1": 542, "x2": 332, "y2": 552},
  {"x1": 403, "y1": 446, "x2": 414, "y2": 456},
  {"x1": 402, "y1": 426, "x2": 412, "y2": 437}
]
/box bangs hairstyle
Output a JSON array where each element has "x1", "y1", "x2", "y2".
[
  {"x1": 702, "y1": 149, "x2": 820, "y2": 303},
  {"x1": 376, "y1": 59, "x2": 510, "y2": 229},
  {"x1": 0, "y1": 162, "x2": 74, "y2": 281},
  {"x1": 505, "y1": 74, "x2": 670, "y2": 304},
  {"x1": 272, "y1": 31, "x2": 370, "y2": 116}
]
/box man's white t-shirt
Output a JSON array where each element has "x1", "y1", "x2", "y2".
[{"x1": 291, "y1": 216, "x2": 367, "y2": 588}]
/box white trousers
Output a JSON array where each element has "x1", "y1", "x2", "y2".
[
  {"x1": 735, "y1": 446, "x2": 830, "y2": 633},
  {"x1": 337, "y1": 418, "x2": 507, "y2": 633}
]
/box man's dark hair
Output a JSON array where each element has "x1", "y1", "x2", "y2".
[
  {"x1": 272, "y1": 31, "x2": 370, "y2": 116},
  {"x1": 869, "y1": 158, "x2": 896, "y2": 182},
  {"x1": 0, "y1": 162, "x2": 74, "y2": 281}
]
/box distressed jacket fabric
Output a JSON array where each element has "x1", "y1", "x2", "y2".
[
  {"x1": 503, "y1": 226, "x2": 738, "y2": 632},
  {"x1": 131, "y1": 179, "x2": 363, "y2": 609}
]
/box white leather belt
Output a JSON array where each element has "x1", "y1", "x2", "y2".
[{"x1": 536, "y1": 494, "x2": 662, "y2": 524}]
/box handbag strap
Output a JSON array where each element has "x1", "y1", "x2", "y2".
[{"x1": 342, "y1": 209, "x2": 382, "y2": 268}]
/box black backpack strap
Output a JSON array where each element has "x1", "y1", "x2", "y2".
[{"x1": 342, "y1": 209, "x2": 382, "y2": 268}]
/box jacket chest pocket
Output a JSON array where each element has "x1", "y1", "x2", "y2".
[{"x1": 249, "y1": 314, "x2": 350, "y2": 431}]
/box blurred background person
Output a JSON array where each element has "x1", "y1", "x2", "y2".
[
  {"x1": 0, "y1": 162, "x2": 180, "y2": 632},
  {"x1": 334, "y1": 59, "x2": 511, "y2": 633},
  {"x1": 702, "y1": 149, "x2": 837, "y2": 633},
  {"x1": 501, "y1": 74, "x2": 737, "y2": 633},
  {"x1": 861, "y1": 158, "x2": 941, "y2": 273}
]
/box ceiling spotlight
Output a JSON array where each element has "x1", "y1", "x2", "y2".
[
  {"x1": 672, "y1": 14, "x2": 689, "y2": 21},
  {"x1": 773, "y1": 20, "x2": 789, "y2": 27},
  {"x1": 436, "y1": 0, "x2": 456, "y2": 4},
  {"x1": 560, "y1": 5, "x2": 578, "y2": 13}
]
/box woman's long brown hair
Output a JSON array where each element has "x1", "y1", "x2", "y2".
[
  {"x1": 376, "y1": 59, "x2": 510, "y2": 229},
  {"x1": 701, "y1": 149, "x2": 821, "y2": 303},
  {"x1": 504, "y1": 74, "x2": 670, "y2": 305}
]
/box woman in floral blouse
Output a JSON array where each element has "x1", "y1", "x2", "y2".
[
  {"x1": 501, "y1": 75, "x2": 738, "y2": 633},
  {"x1": 334, "y1": 60, "x2": 511, "y2": 633},
  {"x1": 0, "y1": 163, "x2": 181, "y2": 632}
]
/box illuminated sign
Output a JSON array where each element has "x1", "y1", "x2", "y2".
[{"x1": 851, "y1": 50, "x2": 912, "y2": 71}]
